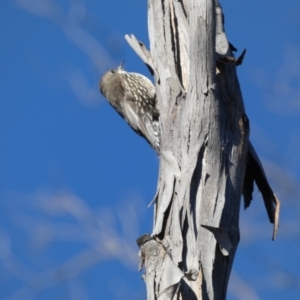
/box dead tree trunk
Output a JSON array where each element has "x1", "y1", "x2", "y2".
[{"x1": 126, "y1": 0, "x2": 279, "y2": 299}]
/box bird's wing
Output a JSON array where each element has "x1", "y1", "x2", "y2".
[
  {"x1": 122, "y1": 80, "x2": 159, "y2": 152},
  {"x1": 123, "y1": 90, "x2": 148, "y2": 139}
]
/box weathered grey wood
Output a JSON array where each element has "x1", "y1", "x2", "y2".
[
  {"x1": 143, "y1": 0, "x2": 248, "y2": 298},
  {"x1": 124, "y1": 34, "x2": 158, "y2": 78},
  {"x1": 131, "y1": 0, "x2": 279, "y2": 299}
]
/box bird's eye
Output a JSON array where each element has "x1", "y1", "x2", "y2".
[{"x1": 110, "y1": 69, "x2": 116, "y2": 74}]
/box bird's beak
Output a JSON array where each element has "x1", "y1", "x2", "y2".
[{"x1": 117, "y1": 61, "x2": 124, "y2": 71}]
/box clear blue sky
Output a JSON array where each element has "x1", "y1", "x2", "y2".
[{"x1": 1, "y1": 0, "x2": 300, "y2": 299}]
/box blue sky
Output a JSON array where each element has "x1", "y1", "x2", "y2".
[{"x1": 1, "y1": 0, "x2": 300, "y2": 299}]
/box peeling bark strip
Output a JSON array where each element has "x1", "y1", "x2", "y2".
[
  {"x1": 243, "y1": 143, "x2": 280, "y2": 240},
  {"x1": 130, "y1": 0, "x2": 280, "y2": 299}
]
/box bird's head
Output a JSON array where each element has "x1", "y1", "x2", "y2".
[{"x1": 99, "y1": 61, "x2": 125, "y2": 96}]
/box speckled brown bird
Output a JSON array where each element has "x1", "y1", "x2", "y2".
[{"x1": 99, "y1": 62, "x2": 160, "y2": 152}]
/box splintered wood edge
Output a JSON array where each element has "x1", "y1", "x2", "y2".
[
  {"x1": 272, "y1": 193, "x2": 281, "y2": 241},
  {"x1": 124, "y1": 34, "x2": 158, "y2": 78}
]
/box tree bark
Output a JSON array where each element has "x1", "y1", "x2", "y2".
[{"x1": 126, "y1": 0, "x2": 279, "y2": 299}]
